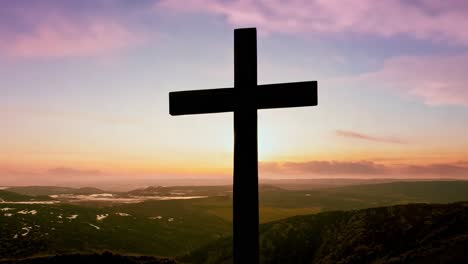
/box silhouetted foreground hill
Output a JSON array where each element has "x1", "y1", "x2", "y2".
[
  {"x1": 183, "y1": 202, "x2": 468, "y2": 264},
  {"x1": 0, "y1": 252, "x2": 176, "y2": 264}
]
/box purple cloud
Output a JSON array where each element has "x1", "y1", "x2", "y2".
[
  {"x1": 157, "y1": 0, "x2": 468, "y2": 45},
  {"x1": 0, "y1": 1, "x2": 148, "y2": 58},
  {"x1": 357, "y1": 54, "x2": 468, "y2": 107},
  {"x1": 336, "y1": 130, "x2": 407, "y2": 144}
]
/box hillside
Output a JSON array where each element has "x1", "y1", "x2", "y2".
[
  {"x1": 0, "y1": 199, "x2": 231, "y2": 259},
  {"x1": 0, "y1": 190, "x2": 54, "y2": 202},
  {"x1": 183, "y1": 202, "x2": 468, "y2": 264}
]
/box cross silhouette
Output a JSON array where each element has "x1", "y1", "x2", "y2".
[{"x1": 169, "y1": 28, "x2": 317, "y2": 263}]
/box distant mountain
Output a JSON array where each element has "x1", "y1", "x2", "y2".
[
  {"x1": 5, "y1": 186, "x2": 107, "y2": 196},
  {"x1": 0, "y1": 251, "x2": 176, "y2": 264},
  {"x1": 183, "y1": 202, "x2": 468, "y2": 264},
  {"x1": 327, "y1": 181, "x2": 468, "y2": 204},
  {"x1": 127, "y1": 184, "x2": 283, "y2": 197},
  {"x1": 126, "y1": 185, "x2": 232, "y2": 197},
  {"x1": 261, "y1": 178, "x2": 468, "y2": 190}
]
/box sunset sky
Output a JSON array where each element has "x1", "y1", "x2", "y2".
[{"x1": 2, "y1": 0, "x2": 468, "y2": 185}]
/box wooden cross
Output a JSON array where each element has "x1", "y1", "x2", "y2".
[{"x1": 169, "y1": 28, "x2": 318, "y2": 263}]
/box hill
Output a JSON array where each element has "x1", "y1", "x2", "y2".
[
  {"x1": 183, "y1": 202, "x2": 468, "y2": 264},
  {"x1": 0, "y1": 198, "x2": 231, "y2": 259},
  {"x1": 0, "y1": 190, "x2": 53, "y2": 202},
  {"x1": 5, "y1": 186, "x2": 107, "y2": 196}
]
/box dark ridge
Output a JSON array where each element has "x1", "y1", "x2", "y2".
[{"x1": 182, "y1": 202, "x2": 468, "y2": 264}]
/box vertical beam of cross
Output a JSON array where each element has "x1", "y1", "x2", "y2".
[
  {"x1": 233, "y1": 28, "x2": 259, "y2": 263},
  {"x1": 169, "y1": 27, "x2": 317, "y2": 264}
]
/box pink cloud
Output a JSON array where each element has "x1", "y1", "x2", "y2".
[
  {"x1": 359, "y1": 54, "x2": 468, "y2": 106},
  {"x1": 336, "y1": 130, "x2": 407, "y2": 144},
  {"x1": 157, "y1": 0, "x2": 468, "y2": 44},
  {"x1": 0, "y1": 17, "x2": 144, "y2": 58}
]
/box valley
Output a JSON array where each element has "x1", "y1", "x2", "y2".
[{"x1": 1, "y1": 181, "x2": 468, "y2": 262}]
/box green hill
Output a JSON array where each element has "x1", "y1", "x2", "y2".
[{"x1": 183, "y1": 202, "x2": 468, "y2": 264}]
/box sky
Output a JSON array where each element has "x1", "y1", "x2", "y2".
[{"x1": 1, "y1": 0, "x2": 468, "y2": 186}]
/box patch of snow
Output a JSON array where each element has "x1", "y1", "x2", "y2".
[
  {"x1": 89, "y1": 223, "x2": 100, "y2": 230},
  {"x1": 21, "y1": 227, "x2": 32, "y2": 236},
  {"x1": 89, "y1": 193, "x2": 113, "y2": 198},
  {"x1": 17, "y1": 210, "x2": 37, "y2": 215},
  {"x1": 13, "y1": 234, "x2": 18, "y2": 239},
  {"x1": 57, "y1": 215, "x2": 62, "y2": 219},
  {"x1": 1, "y1": 208, "x2": 15, "y2": 211},
  {"x1": 115, "y1": 212, "x2": 131, "y2": 216},
  {"x1": 4, "y1": 213, "x2": 13, "y2": 217},
  {"x1": 49, "y1": 195, "x2": 59, "y2": 198},
  {"x1": 96, "y1": 214, "x2": 108, "y2": 221},
  {"x1": 149, "y1": 216, "x2": 163, "y2": 220},
  {"x1": 0, "y1": 187, "x2": 8, "y2": 190},
  {"x1": 67, "y1": 215, "x2": 78, "y2": 220},
  {"x1": 305, "y1": 194, "x2": 311, "y2": 197},
  {"x1": 168, "y1": 218, "x2": 174, "y2": 222}
]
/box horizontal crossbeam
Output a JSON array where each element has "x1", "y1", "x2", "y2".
[{"x1": 169, "y1": 81, "x2": 317, "y2": 116}]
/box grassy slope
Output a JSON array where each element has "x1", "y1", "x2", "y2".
[
  {"x1": 183, "y1": 202, "x2": 468, "y2": 264},
  {"x1": 0, "y1": 199, "x2": 231, "y2": 259}
]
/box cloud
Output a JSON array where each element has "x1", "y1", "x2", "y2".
[
  {"x1": 157, "y1": 0, "x2": 468, "y2": 45},
  {"x1": 260, "y1": 160, "x2": 468, "y2": 177},
  {"x1": 48, "y1": 167, "x2": 102, "y2": 176},
  {"x1": 336, "y1": 130, "x2": 407, "y2": 144},
  {"x1": 355, "y1": 53, "x2": 468, "y2": 107},
  {"x1": 2, "y1": 19, "x2": 143, "y2": 58},
  {"x1": 0, "y1": 1, "x2": 146, "y2": 58},
  {"x1": 399, "y1": 163, "x2": 468, "y2": 176},
  {"x1": 261, "y1": 160, "x2": 388, "y2": 175}
]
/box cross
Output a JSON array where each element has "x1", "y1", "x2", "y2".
[{"x1": 169, "y1": 28, "x2": 317, "y2": 263}]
